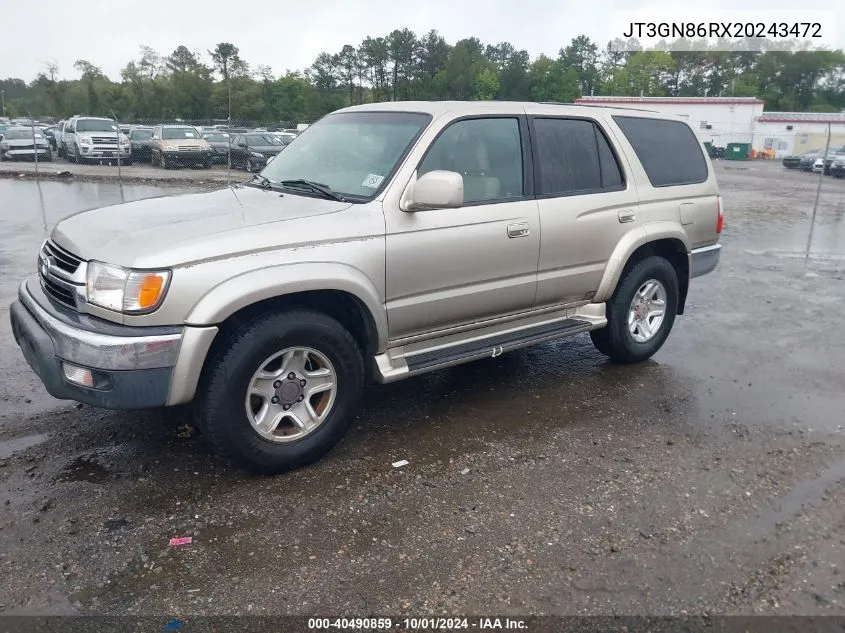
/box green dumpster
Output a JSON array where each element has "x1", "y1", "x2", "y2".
[
  {"x1": 726, "y1": 142, "x2": 751, "y2": 160},
  {"x1": 703, "y1": 141, "x2": 714, "y2": 157}
]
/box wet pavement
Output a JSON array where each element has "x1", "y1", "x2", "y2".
[{"x1": 0, "y1": 163, "x2": 844, "y2": 616}]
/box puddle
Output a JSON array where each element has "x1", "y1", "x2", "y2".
[
  {"x1": 57, "y1": 456, "x2": 110, "y2": 483},
  {"x1": 0, "y1": 433, "x2": 49, "y2": 460}
]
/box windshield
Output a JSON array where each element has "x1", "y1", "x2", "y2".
[
  {"x1": 5, "y1": 129, "x2": 43, "y2": 140},
  {"x1": 261, "y1": 112, "x2": 430, "y2": 199},
  {"x1": 162, "y1": 127, "x2": 201, "y2": 139},
  {"x1": 76, "y1": 119, "x2": 117, "y2": 132},
  {"x1": 204, "y1": 134, "x2": 228, "y2": 142},
  {"x1": 130, "y1": 129, "x2": 152, "y2": 140},
  {"x1": 247, "y1": 134, "x2": 283, "y2": 146}
]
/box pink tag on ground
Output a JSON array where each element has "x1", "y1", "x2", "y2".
[{"x1": 169, "y1": 536, "x2": 193, "y2": 546}]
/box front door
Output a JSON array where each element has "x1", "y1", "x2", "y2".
[{"x1": 385, "y1": 116, "x2": 540, "y2": 340}]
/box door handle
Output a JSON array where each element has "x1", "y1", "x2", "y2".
[
  {"x1": 618, "y1": 209, "x2": 636, "y2": 223},
  {"x1": 507, "y1": 223, "x2": 531, "y2": 238}
]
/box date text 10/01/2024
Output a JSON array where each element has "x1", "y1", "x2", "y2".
[{"x1": 307, "y1": 618, "x2": 527, "y2": 630}]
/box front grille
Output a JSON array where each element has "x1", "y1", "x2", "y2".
[
  {"x1": 43, "y1": 241, "x2": 82, "y2": 274},
  {"x1": 40, "y1": 274, "x2": 76, "y2": 308},
  {"x1": 177, "y1": 146, "x2": 200, "y2": 152},
  {"x1": 92, "y1": 138, "x2": 118, "y2": 145},
  {"x1": 38, "y1": 241, "x2": 84, "y2": 310}
]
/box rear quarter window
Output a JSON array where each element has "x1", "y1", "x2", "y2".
[{"x1": 612, "y1": 116, "x2": 708, "y2": 187}]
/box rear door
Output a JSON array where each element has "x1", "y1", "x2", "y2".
[{"x1": 529, "y1": 115, "x2": 640, "y2": 307}]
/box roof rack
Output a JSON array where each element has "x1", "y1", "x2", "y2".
[{"x1": 539, "y1": 101, "x2": 659, "y2": 113}]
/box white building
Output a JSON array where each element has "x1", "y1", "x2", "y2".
[
  {"x1": 751, "y1": 112, "x2": 845, "y2": 157},
  {"x1": 574, "y1": 96, "x2": 764, "y2": 147},
  {"x1": 574, "y1": 96, "x2": 845, "y2": 158}
]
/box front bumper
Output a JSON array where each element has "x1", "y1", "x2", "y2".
[
  {"x1": 79, "y1": 145, "x2": 131, "y2": 159},
  {"x1": 690, "y1": 244, "x2": 722, "y2": 278},
  {"x1": 10, "y1": 279, "x2": 182, "y2": 409}
]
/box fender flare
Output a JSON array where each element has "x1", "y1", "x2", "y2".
[
  {"x1": 594, "y1": 223, "x2": 691, "y2": 303},
  {"x1": 185, "y1": 262, "x2": 388, "y2": 351}
]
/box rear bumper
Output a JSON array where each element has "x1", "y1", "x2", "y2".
[
  {"x1": 690, "y1": 244, "x2": 722, "y2": 278},
  {"x1": 10, "y1": 279, "x2": 182, "y2": 409}
]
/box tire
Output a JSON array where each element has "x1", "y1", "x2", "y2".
[
  {"x1": 73, "y1": 144, "x2": 82, "y2": 164},
  {"x1": 245, "y1": 158, "x2": 254, "y2": 173},
  {"x1": 43, "y1": 150, "x2": 52, "y2": 162},
  {"x1": 196, "y1": 309, "x2": 364, "y2": 474},
  {"x1": 203, "y1": 160, "x2": 212, "y2": 169},
  {"x1": 590, "y1": 255, "x2": 679, "y2": 364},
  {"x1": 122, "y1": 159, "x2": 133, "y2": 167}
]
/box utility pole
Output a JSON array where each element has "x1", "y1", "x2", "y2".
[
  {"x1": 806, "y1": 122, "x2": 831, "y2": 263},
  {"x1": 1, "y1": 90, "x2": 6, "y2": 117}
]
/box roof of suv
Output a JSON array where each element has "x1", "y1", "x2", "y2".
[{"x1": 336, "y1": 100, "x2": 679, "y2": 120}]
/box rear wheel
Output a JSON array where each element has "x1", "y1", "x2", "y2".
[
  {"x1": 245, "y1": 158, "x2": 254, "y2": 173},
  {"x1": 196, "y1": 309, "x2": 364, "y2": 474},
  {"x1": 590, "y1": 256, "x2": 679, "y2": 364}
]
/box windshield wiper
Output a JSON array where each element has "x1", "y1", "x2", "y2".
[
  {"x1": 279, "y1": 179, "x2": 347, "y2": 202},
  {"x1": 247, "y1": 173, "x2": 273, "y2": 189}
]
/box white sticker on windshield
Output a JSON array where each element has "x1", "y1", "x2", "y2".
[{"x1": 362, "y1": 174, "x2": 384, "y2": 189}]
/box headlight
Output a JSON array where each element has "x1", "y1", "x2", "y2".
[
  {"x1": 86, "y1": 261, "x2": 171, "y2": 313},
  {"x1": 78, "y1": 135, "x2": 92, "y2": 145},
  {"x1": 250, "y1": 151, "x2": 264, "y2": 158}
]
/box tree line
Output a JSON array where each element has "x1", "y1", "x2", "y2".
[{"x1": 1, "y1": 32, "x2": 843, "y2": 125}]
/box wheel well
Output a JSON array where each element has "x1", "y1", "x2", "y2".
[
  {"x1": 622, "y1": 239, "x2": 690, "y2": 314},
  {"x1": 211, "y1": 289, "x2": 378, "y2": 360}
]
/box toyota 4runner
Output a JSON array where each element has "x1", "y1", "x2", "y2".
[{"x1": 10, "y1": 102, "x2": 723, "y2": 474}]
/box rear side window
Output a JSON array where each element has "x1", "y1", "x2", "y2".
[
  {"x1": 613, "y1": 116, "x2": 707, "y2": 187},
  {"x1": 532, "y1": 118, "x2": 624, "y2": 196}
]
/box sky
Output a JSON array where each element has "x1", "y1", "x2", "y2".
[{"x1": 1, "y1": 0, "x2": 842, "y2": 81}]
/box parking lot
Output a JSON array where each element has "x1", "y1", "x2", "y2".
[{"x1": 0, "y1": 161, "x2": 844, "y2": 616}]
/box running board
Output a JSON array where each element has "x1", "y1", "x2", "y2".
[{"x1": 373, "y1": 304, "x2": 606, "y2": 383}]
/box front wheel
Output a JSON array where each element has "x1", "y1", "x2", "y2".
[
  {"x1": 245, "y1": 158, "x2": 254, "y2": 173},
  {"x1": 590, "y1": 256, "x2": 679, "y2": 364},
  {"x1": 196, "y1": 309, "x2": 364, "y2": 474}
]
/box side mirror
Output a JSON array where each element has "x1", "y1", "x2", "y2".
[
  {"x1": 402, "y1": 170, "x2": 463, "y2": 211},
  {"x1": 238, "y1": 142, "x2": 247, "y2": 148}
]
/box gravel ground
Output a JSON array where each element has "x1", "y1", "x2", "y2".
[{"x1": 0, "y1": 161, "x2": 844, "y2": 619}]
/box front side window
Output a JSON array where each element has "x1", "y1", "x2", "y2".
[
  {"x1": 419, "y1": 118, "x2": 523, "y2": 203},
  {"x1": 130, "y1": 129, "x2": 152, "y2": 140},
  {"x1": 261, "y1": 111, "x2": 431, "y2": 200}
]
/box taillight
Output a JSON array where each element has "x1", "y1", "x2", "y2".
[{"x1": 716, "y1": 196, "x2": 725, "y2": 234}]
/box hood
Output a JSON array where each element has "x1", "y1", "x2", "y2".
[{"x1": 51, "y1": 186, "x2": 354, "y2": 268}]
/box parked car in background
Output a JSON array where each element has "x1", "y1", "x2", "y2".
[
  {"x1": 0, "y1": 126, "x2": 52, "y2": 161},
  {"x1": 271, "y1": 131, "x2": 297, "y2": 145},
  {"x1": 830, "y1": 156, "x2": 845, "y2": 178},
  {"x1": 129, "y1": 127, "x2": 154, "y2": 162},
  {"x1": 202, "y1": 132, "x2": 230, "y2": 163},
  {"x1": 229, "y1": 132, "x2": 286, "y2": 172},
  {"x1": 64, "y1": 116, "x2": 131, "y2": 165},
  {"x1": 799, "y1": 150, "x2": 823, "y2": 171},
  {"x1": 822, "y1": 147, "x2": 845, "y2": 175},
  {"x1": 812, "y1": 158, "x2": 825, "y2": 173},
  {"x1": 42, "y1": 126, "x2": 58, "y2": 150},
  {"x1": 0, "y1": 124, "x2": 8, "y2": 140},
  {"x1": 56, "y1": 121, "x2": 69, "y2": 157},
  {"x1": 782, "y1": 154, "x2": 801, "y2": 169},
  {"x1": 150, "y1": 125, "x2": 214, "y2": 168}
]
